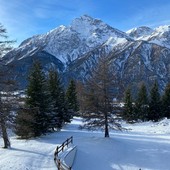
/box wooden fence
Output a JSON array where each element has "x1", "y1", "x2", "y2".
[{"x1": 54, "y1": 136, "x2": 73, "y2": 170}]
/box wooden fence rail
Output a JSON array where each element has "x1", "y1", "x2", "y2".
[{"x1": 54, "y1": 136, "x2": 73, "y2": 170}]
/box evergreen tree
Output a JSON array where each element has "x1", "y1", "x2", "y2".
[
  {"x1": 148, "y1": 81, "x2": 161, "y2": 121},
  {"x1": 135, "y1": 83, "x2": 149, "y2": 121},
  {"x1": 25, "y1": 61, "x2": 51, "y2": 136},
  {"x1": 15, "y1": 108, "x2": 38, "y2": 138},
  {"x1": 162, "y1": 83, "x2": 170, "y2": 118},
  {"x1": 123, "y1": 88, "x2": 134, "y2": 122},
  {"x1": 66, "y1": 80, "x2": 79, "y2": 112},
  {"x1": 48, "y1": 69, "x2": 70, "y2": 130}
]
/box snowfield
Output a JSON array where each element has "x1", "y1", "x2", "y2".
[{"x1": 1, "y1": 117, "x2": 170, "y2": 170}]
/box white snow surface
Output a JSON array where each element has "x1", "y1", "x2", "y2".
[
  {"x1": 127, "y1": 25, "x2": 170, "y2": 49},
  {"x1": 1, "y1": 117, "x2": 170, "y2": 170},
  {"x1": 126, "y1": 26, "x2": 154, "y2": 40}
]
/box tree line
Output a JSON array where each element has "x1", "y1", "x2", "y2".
[
  {"x1": 123, "y1": 81, "x2": 170, "y2": 122},
  {"x1": 15, "y1": 61, "x2": 79, "y2": 139}
]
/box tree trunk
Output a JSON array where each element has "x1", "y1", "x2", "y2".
[
  {"x1": 0, "y1": 118, "x2": 10, "y2": 148},
  {"x1": 104, "y1": 112, "x2": 109, "y2": 137}
]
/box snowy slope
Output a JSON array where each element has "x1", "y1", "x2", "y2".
[
  {"x1": 4, "y1": 15, "x2": 131, "y2": 65},
  {"x1": 1, "y1": 117, "x2": 170, "y2": 170},
  {"x1": 127, "y1": 25, "x2": 170, "y2": 49},
  {"x1": 126, "y1": 26, "x2": 154, "y2": 40},
  {"x1": 147, "y1": 25, "x2": 170, "y2": 48}
]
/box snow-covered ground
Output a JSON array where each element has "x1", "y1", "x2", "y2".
[{"x1": 1, "y1": 117, "x2": 170, "y2": 170}]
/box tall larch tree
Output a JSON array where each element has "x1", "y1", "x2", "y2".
[
  {"x1": 0, "y1": 23, "x2": 14, "y2": 58},
  {"x1": 0, "y1": 23, "x2": 15, "y2": 148},
  {"x1": 81, "y1": 53, "x2": 121, "y2": 137}
]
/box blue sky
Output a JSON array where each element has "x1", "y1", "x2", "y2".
[{"x1": 1, "y1": 0, "x2": 170, "y2": 46}]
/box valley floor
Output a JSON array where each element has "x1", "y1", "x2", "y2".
[{"x1": 0, "y1": 117, "x2": 170, "y2": 170}]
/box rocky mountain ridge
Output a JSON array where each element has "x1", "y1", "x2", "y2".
[{"x1": 2, "y1": 15, "x2": 170, "y2": 95}]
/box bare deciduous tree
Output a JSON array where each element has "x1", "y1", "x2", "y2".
[
  {"x1": 80, "y1": 53, "x2": 121, "y2": 137},
  {"x1": 0, "y1": 23, "x2": 15, "y2": 148},
  {"x1": 0, "y1": 23, "x2": 14, "y2": 58}
]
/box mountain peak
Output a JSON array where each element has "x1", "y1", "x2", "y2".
[
  {"x1": 70, "y1": 15, "x2": 129, "y2": 41},
  {"x1": 155, "y1": 25, "x2": 170, "y2": 33},
  {"x1": 126, "y1": 26, "x2": 153, "y2": 39},
  {"x1": 70, "y1": 15, "x2": 103, "y2": 30},
  {"x1": 79, "y1": 14, "x2": 95, "y2": 21},
  {"x1": 70, "y1": 15, "x2": 109, "y2": 39},
  {"x1": 3, "y1": 15, "x2": 170, "y2": 91}
]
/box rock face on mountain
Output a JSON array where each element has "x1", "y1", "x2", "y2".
[
  {"x1": 2, "y1": 15, "x2": 170, "y2": 95},
  {"x1": 126, "y1": 26, "x2": 154, "y2": 40}
]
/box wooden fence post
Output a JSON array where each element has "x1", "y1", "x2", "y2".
[
  {"x1": 71, "y1": 136, "x2": 73, "y2": 144},
  {"x1": 54, "y1": 136, "x2": 73, "y2": 170},
  {"x1": 56, "y1": 146, "x2": 59, "y2": 156},
  {"x1": 58, "y1": 159, "x2": 61, "y2": 170}
]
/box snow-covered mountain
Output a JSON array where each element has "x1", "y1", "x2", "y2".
[
  {"x1": 4, "y1": 15, "x2": 130, "y2": 65},
  {"x1": 126, "y1": 25, "x2": 170, "y2": 49},
  {"x1": 147, "y1": 25, "x2": 170, "y2": 49},
  {"x1": 126, "y1": 26, "x2": 154, "y2": 40},
  {"x1": 2, "y1": 15, "x2": 170, "y2": 93}
]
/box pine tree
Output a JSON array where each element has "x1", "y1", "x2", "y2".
[
  {"x1": 66, "y1": 80, "x2": 79, "y2": 113},
  {"x1": 148, "y1": 81, "x2": 161, "y2": 121},
  {"x1": 123, "y1": 88, "x2": 134, "y2": 122},
  {"x1": 25, "y1": 61, "x2": 51, "y2": 136},
  {"x1": 59, "y1": 89, "x2": 71, "y2": 123},
  {"x1": 15, "y1": 108, "x2": 38, "y2": 138},
  {"x1": 48, "y1": 69, "x2": 70, "y2": 130},
  {"x1": 162, "y1": 83, "x2": 170, "y2": 118},
  {"x1": 135, "y1": 83, "x2": 149, "y2": 121},
  {"x1": 48, "y1": 69, "x2": 62, "y2": 129}
]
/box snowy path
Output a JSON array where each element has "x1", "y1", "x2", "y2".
[
  {"x1": 0, "y1": 135, "x2": 59, "y2": 170},
  {"x1": 0, "y1": 117, "x2": 170, "y2": 170}
]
